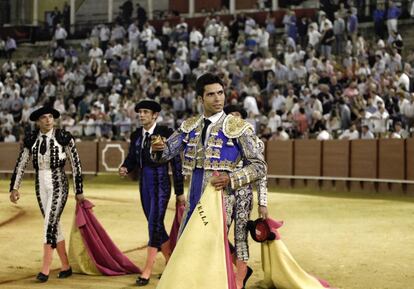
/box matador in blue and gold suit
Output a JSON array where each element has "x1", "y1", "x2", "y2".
[
  {"x1": 122, "y1": 124, "x2": 184, "y2": 248},
  {"x1": 154, "y1": 111, "x2": 267, "y2": 231}
]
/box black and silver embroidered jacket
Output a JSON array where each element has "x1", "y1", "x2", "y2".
[{"x1": 9, "y1": 129, "x2": 83, "y2": 195}]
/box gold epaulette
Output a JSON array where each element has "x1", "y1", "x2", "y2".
[
  {"x1": 180, "y1": 116, "x2": 203, "y2": 133},
  {"x1": 223, "y1": 114, "x2": 253, "y2": 138}
]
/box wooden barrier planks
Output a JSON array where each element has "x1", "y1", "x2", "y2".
[
  {"x1": 350, "y1": 139, "x2": 378, "y2": 179},
  {"x1": 294, "y1": 139, "x2": 322, "y2": 176},
  {"x1": 266, "y1": 140, "x2": 293, "y2": 175},
  {"x1": 322, "y1": 140, "x2": 350, "y2": 177},
  {"x1": 378, "y1": 139, "x2": 405, "y2": 180}
]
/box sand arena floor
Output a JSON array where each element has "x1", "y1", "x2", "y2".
[{"x1": 1, "y1": 175, "x2": 413, "y2": 289}]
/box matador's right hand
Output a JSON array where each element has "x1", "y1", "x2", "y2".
[
  {"x1": 119, "y1": 166, "x2": 128, "y2": 177},
  {"x1": 151, "y1": 138, "x2": 166, "y2": 152},
  {"x1": 10, "y1": 189, "x2": 20, "y2": 204}
]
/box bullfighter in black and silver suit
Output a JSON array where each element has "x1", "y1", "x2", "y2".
[{"x1": 9, "y1": 106, "x2": 85, "y2": 283}]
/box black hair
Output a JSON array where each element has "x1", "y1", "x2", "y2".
[{"x1": 195, "y1": 73, "x2": 224, "y2": 98}]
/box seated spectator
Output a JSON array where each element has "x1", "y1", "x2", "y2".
[
  {"x1": 267, "y1": 110, "x2": 282, "y2": 133},
  {"x1": 79, "y1": 114, "x2": 96, "y2": 137},
  {"x1": 360, "y1": 125, "x2": 375, "y2": 139},
  {"x1": 269, "y1": 126, "x2": 290, "y2": 141},
  {"x1": 316, "y1": 128, "x2": 332, "y2": 140},
  {"x1": 309, "y1": 110, "x2": 325, "y2": 136},
  {"x1": 390, "y1": 121, "x2": 408, "y2": 139},
  {"x1": 3, "y1": 129, "x2": 16, "y2": 142},
  {"x1": 338, "y1": 123, "x2": 359, "y2": 140},
  {"x1": 370, "y1": 101, "x2": 389, "y2": 134}
]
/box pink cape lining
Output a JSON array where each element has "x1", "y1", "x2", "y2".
[
  {"x1": 212, "y1": 170, "x2": 236, "y2": 289},
  {"x1": 168, "y1": 203, "x2": 185, "y2": 252},
  {"x1": 222, "y1": 194, "x2": 237, "y2": 289},
  {"x1": 75, "y1": 199, "x2": 141, "y2": 276}
]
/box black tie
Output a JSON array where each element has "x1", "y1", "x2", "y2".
[
  {"x1": 143, "y1": 132, "x2": 150, "y2": 149},
  {"x1": 201, "y1": 118, "x2": 211, "y2": 145},
  {"x1": 40, "y1": 135, "x2": 47, "y2": 155}
]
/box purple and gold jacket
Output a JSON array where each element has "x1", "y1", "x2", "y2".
[{"x1": 158, "y1": 113, "x2": 267, "y2": 193}]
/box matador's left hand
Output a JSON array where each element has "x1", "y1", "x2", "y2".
[
  {"x1": 176, "y1": 194, "x2": 186, "y2": 205},
  {"x1": 258, "y1": 206, "x2": 269, "y2": 219},
  {"x1": 76, "y1": 193, "x2": 85, "y2": 203},
  {"x1": 210, "y1": 172, "x2": 230, "y2": 191}
]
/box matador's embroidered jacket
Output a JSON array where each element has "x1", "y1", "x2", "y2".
[
  {"x1": 155, "y1": 113, "x2": 267, "y2": 227},
  {"x1": 10, "y1": 129, "x2": 83, "y2": 247}
]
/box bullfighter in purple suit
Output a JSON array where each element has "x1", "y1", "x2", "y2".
[{"x1": 119, "y1": 99, "x2": 184, "y2": 287}]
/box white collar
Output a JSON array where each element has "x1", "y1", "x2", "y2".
[
  {"x1": 39, "y1": 129, "x2": 54, "y2": 139},
  {"x1": 204, "y1": 110, "x2": 224, "y2": 124},
  {"x1": 143, "y1": 122, "x2": 156, "y2": 136}
]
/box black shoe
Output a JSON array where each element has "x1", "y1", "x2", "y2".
[
  {"x1": 243, "y1": 266, "x2": 253, "y2": 288},
  {"x1": 36, "y1": 272, "x2": 49, "y2": 282},
  {"x1": 157, "y1": 273, "x2": 162, "y2": 279},
  {"x1": 57, "y1": 267, "x2": 72, "y2": 278},
  {"x1": 136, "y1": 276, "x2": 150, "y2": 286}
]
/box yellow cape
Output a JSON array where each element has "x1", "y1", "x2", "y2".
[
  {"x1": 68, "y1": 214, "x2": 101, "y2": 275},
  {"x1": 157, "y1": 183, "x2": 232, "y2": 289},
  {"x1": 261, "y1": 238, "x2": 329, "y2": 289}
]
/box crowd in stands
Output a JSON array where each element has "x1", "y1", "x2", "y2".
[{"x1": 1, "y1": 0, "x2": 414, "y2": 143}]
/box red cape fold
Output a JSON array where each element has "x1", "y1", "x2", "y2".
[{"x1": 75, "y1": 199, "x2": 141, "y2": 276}]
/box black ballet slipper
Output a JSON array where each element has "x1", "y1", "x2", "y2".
[
  {"x1": 57, "y1": 267, "x2": 72, "y2": 278},
  {"x1": 136, "y1": 276, "x2": 150, "y2": 286},
  {"x1": 36, "y1": 272, "x2": 49, "y2": 282},
  {"x1": 243, "y1": 266, "x2": 253, "y2": 288}
]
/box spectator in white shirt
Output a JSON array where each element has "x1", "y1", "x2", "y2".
[
  {"x1": 267, "y1": 110, "x2": 282, "y2": 133},
  {"x1": 108, "y1": 88, "x2": 121, "y2": 108},
  {"x1": 3, "y1": 129, "x2": 16, "y2": 142},
  {"x1": 54, "y1": 24, "x2": 68, "y2": 48},
  {"x1": 44, "y1": 80, "x2": 56, "y2": 99},
  {"x1": 308, "y1": 25, "x2": 321, "y2": 49},
  {"x1": 111, "y1": 23, "x2": 126, "y2": 44},
  {"x1": 308, "y1": 94, "x2": 323, "y2": 114},
  {"x1": 360, "y1": 125, "x2": 375, "y2": 139},
  {"x1": 270, "y1": 126, "x2": 290, "y2": 141},
  {"x1": 99, "y1": 24, "x2": 111, "y2": 52},
  {"x1": 390, "y1": 121, "x2": 408, "y2": 139},
  {"x1": 270, "y1": 89, "x2": 285, "y2": 112},
  {"x1": 201, "y1": 35, "x2": 216, "y2": 57},
  {"x1": 316, "y1": 129, "x2": 332, "y2": 140},
  {"x1": 128, "y1": 24, "x2": 140, "y2": 54},
  {"x1": 189, "y1": 27, "x2": 203, "y2": 46},
  {"x1": 397, "y1": 66, "x2": 410, "y2": 92},
  {"x1": 146, "y1": 35, "x2": 161, "y2": 53},
  {"x1": 339, "y1": 123, "x2": 360, "y2": 140},
  {"x1": 243, "y1": 94, "x2": 260, "y2": 116},
  {"x1": 88, "y1": 43, "x2": 103, "y2": 63}
]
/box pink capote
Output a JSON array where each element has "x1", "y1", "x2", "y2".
[
  {"x1": 168, "y1": 203, "x2": 185, "y2": 252},
  {"x1": 222, "y1": 194, "x2": 237, "y2": 289},
  {"x1": 75, "y1": 199, "x2": 141, "y2": 275}
]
